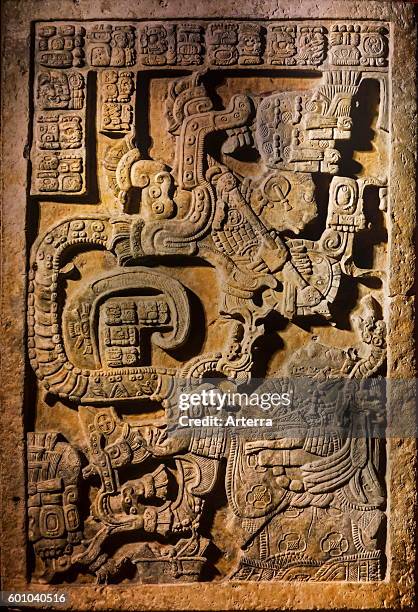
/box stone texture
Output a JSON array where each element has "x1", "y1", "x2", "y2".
[{"x1": 0, "y1": 1, "x2": 417, "y2": 610}]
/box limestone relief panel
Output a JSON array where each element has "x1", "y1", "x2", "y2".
[{"x1": 26, "y1": 17, "x2": 391, "y2": 587}]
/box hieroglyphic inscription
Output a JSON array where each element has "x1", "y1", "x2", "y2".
[
  {"x1": 31, "y1": 23, "x2": 88, "y2": 195},
  {"x1": 99, "y1": 70, "x2": 135, "y2": 133}
]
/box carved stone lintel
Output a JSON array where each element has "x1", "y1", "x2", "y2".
[{"x1": 26, "y1": 15, "x2": 392, "y2": 587}]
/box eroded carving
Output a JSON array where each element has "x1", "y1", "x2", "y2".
[
  {"x1": 139, "y1": 24, "x2": 177, "y2": 66},
  {"x1": 38, "y1": 24, "x2": 85, "y2": 68},
  {"x1": 329, "y1": 25, "x2": 388, "y2": 67},
  {"x1": 28, "y1": 17, "x2": 390, "y2": 585},
  {"x1": 99, "y1": 70, "x2": 135, "y2": 133},
  {"x1": 87, "y1": 24, "x2": 136, "y2": 67},
  {"x1": 34, "y1": 152, "x2": 84, "y2": 193},
  {"x1": 27, "y1": 432, "x2": 84, "y2": 583},
  {"x1": 37, "y1": 71, "x2": 85, "y2": 110},
  {"x1": 37, "y1": 114, "x2": 83, "y2": 150},
  {"x1": 31, "y1": 24, "x2": 88, "y2": 196}
]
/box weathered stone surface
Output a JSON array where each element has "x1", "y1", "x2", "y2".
[{"x1": 1, "y1": 1, "x2": 417, "y2": 610}]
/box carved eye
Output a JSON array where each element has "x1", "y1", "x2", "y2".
[
  {"x1": 336, "y1": 184, "x2": 353, "y2": 209},
  {"x1": 124, "y1": 486, "x2": 134, "y2": 497},
  {"x1": 71, "y1": 220, "x2": 85, "y2": 231}
]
